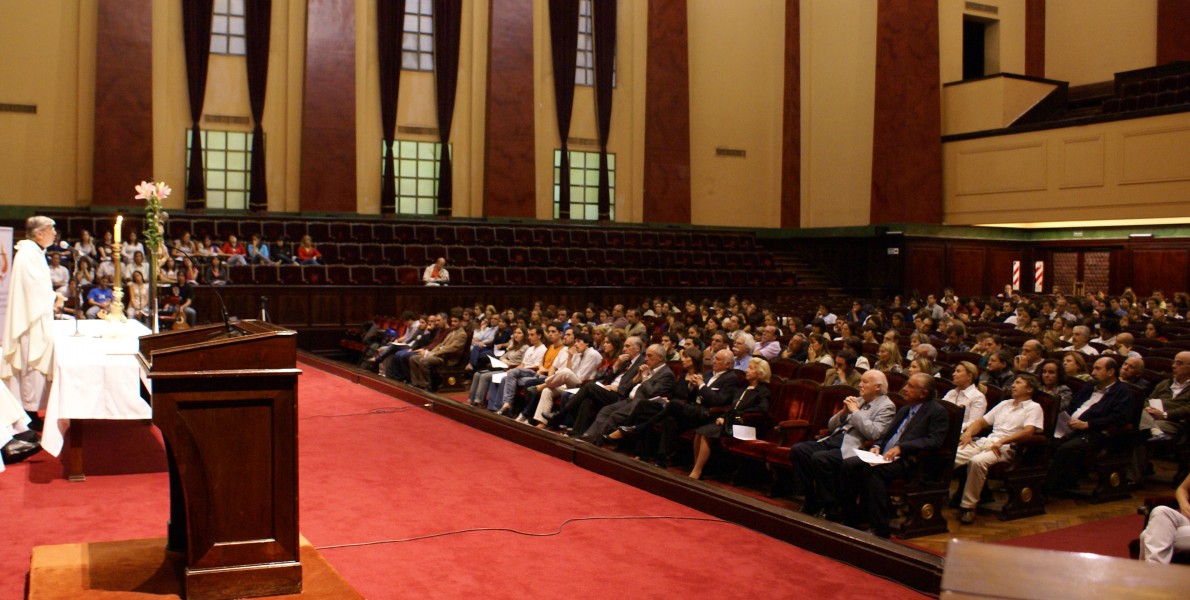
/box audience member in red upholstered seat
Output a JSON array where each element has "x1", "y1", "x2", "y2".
[
  {"x1": 219, "y1": 234, "x2": 249, "y2": 266},
  {"x1": 422, "y1": 257, "x2": 449, "y2": 286},
  {"x1": 247, "y1": 234, "x2": 274, "y2": 265},
  {"x1": 525, "y1": 331, "x2": 603, "y2": 428},
  {"x1": 296, "y1": 235, "x2": 323, "y2": 266},
  {"x1": 468, "y1": 326, "x2": 529, "y2": 406},
  {"x1": 408, "y1": 312, "x2": 468, "y2": 392},
  {"x1": 688, "y1": 357, "x2": 770, "y2": 480}
]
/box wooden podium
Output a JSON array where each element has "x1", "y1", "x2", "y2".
[{"x1": 139, "y1": 320, "x2": 302, "y2": 600}]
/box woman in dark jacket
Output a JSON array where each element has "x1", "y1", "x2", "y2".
[{"x1": 688, "y1": 357, "x2": 771, "y2": 479}]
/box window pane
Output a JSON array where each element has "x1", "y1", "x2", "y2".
[
  {"x1": 230, "y1": 0, "x2": 244, "y2": 14},
  {"x1": 207, "y1": 171, "x2": 226, "y2": 189},
  {"x1": 417, "y1": 180, "x2": 435, "y2": 196},
  {"x1": 229, "y1": 36, "x2": 245, "y2": 55},
  {"x1": 215, "y1": 0, "x2": 229, "y2": 13},
  {"x1": 227, "y1": 191, "x2": 246, "y2": 210},
  {"x1": 404, "y1": 14, "x2": 418, "y2": 31},
  {"x1": 417, "y1": 161, "x2": 435, "y2": 178},
  {"x1": 228, "y1": 133, "x2": 246, "y2": 151},
  {"x1": 228, "y1": 152, "x2": 246, "y2": 171},
  {"x1": 420, "y1": 16, "x2": 432, "y2": 32},
  {"x1": 228, "y1": 172, "x2": 247, "y2": 190},
  {"x1": 207, "y1": 152, "x2": 226, "y2": 170},
  {"x1": 420, "y1": 0, "x2": 432, "y2": 14},
  {"x1": 399, "y1": 179, "x2": 416, "y2": 195},
  {"x1": 208, "y1": 190, "x2": 226, "y2": 209},
  {"x1": 399, "y1": 198, "x2": 416, "y2": 214},
  {"x1": 212, "y1": 15, "x2": 229, "y2": 34},
  {"x1": 229, "y1": 16, "x2": 245, "y2": 36},
  {"x1": 418, "y1": 142, "x2": 437, "y2": 160},
  {"x1": 419, "y1": 34, "x2": 433, "y2": 52},
  {"x1": 399, "y1": 140, "x2": 417, "y2": 156},
  {"x1": 211, "y1": 35, "x2": 229, "y2": 54},
  {"x1": 399, "y1": 161, "x2": 416, "y2": 177},
  {"x1": 207, "y1": 130, "x2": 226, "y2": 149}
]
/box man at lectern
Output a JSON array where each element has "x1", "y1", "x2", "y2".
[{"x1": 1, "y1": 216, "x2": 63, "y2": 460}]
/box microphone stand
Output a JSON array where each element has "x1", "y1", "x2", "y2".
[{"x1": 173, "y1": 246, "x2": 237, "y2": 337}]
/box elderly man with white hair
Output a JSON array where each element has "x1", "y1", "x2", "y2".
[
  {"x1": 791, "y1": 369, "x2": 896, "y2": 520},
  {"x1": 1, "y1": 216, "x2": 65, "y2": 466},
  {"x1": 1063, "y1": 325, "x2": 1100, "y2": 356},
  {"x1": 732, "y1": 333, "x2": 755, "y2": 371}
]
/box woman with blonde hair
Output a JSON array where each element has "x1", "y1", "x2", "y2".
[
  {"x1": 874, "y1": 341, "x2": 904, "y2": 373},
  {"x1": 689, "y1": 358, "x2": 771, "y2": 480}
]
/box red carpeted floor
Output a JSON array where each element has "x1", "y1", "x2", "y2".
[
  {"x1": 1, "y1": 361, "x2": 927, "y2": 599},
  {"x1": 997, "y1": 514, "x2": 1143, "y2": 559}
]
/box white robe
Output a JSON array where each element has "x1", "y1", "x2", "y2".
[{"x1": 2, "y1": 239, "x2": 56, "y2": 411}]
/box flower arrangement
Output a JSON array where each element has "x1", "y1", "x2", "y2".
[{"x1": 135, "y1": 180, "x2": 171, "y2": 255}]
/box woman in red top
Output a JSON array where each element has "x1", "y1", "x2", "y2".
[{"x1": 296, "y1": 235, "x2": 323, "y2": 265}]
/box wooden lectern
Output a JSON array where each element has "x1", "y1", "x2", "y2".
[{"x1": 138, "y1": 320, "x2": 302, "y2": 600}]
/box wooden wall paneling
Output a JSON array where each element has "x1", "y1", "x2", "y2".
[
  {"x1": 948, "y1": 246, "x2": 986, "y2": 298},
  {"x1": 1131, "y1": 249, "x2": 1189, "y2": 298},
  {"x1": 1025, "y1": 0, "x2": 1046, "y2": 78},
  {"x1": 483, "y1": 0, "x2": 536, "y2": 218},
  {"x1": 310, "y1": 292, "x2": 345, "y2": 327},
  {"x1": 300, "y1": 0, "x2": 357, "y2": 212},
  {"x1": 93, "y1": 0, "x2": 153, "y2": 205},
  {"x1": 986, "y1": 249, "x2": 1022, "y2": 298},
  {"x1": 904, "y1": 241, "x2": 946, "y2": 296},
  {"x1": 642, "y1": 0, "x2": 693, "y2": 224},
  {"x1": 869, "y1": 0, "x2": 942, "y2": 224},
  {"x1": 1157, "y1": 0, "x2": 1190, "y2": 65},
  {"x1": 780, "y1": 0, "x2": 801, "y2": 228}
]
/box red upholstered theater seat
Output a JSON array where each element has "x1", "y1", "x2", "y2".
[
  {"x1": 547, "y1": 248, "x2": 567, "y2": 264},
  {"x1": 284, "y1": 221, "x2": 307, "y2": 242},
  {"x1": 468, "y1": 247, "x2": 490, "y2": 266},
  {"x1": 586, "y1": 229, "x2": 606, "y2": 248},
  {"x1": 484, "y1": 267, "x2": 506, "y2": 285},
  {"x1": 505, "y1": 267, "x2": 526, "y2": 285},
  {"x1": 455, "y1": 226, "x2": 476, "y2": 245},
  {"x1": 393, "y1": 224, "x2": 415, "y2": 243},
  {"x1": 585, "y1": 267, "x2": 608, "y2": 286},
  {"x1": 604, "y1": 230, "x2": 623, "y2": 247},
  {"x1": 426, "y1": 245, "x2": 447, "y2": 262},
  {"x1": 318, "y1": 243, "x2": 340, "y2": 264},
  {"x1": 349, "y1": 265, "x2": 375, "y2": 285},
  {"x1": 527, "y1": 247, "x2": 547, "y2": 266},
  {"x1": 326, "y1": 265, "x2": 351, "y2": 284},
  {"x1": 405, "y1": 245, "x2": 427, "y2": 266},
  {"x1": 229, "y1": 264, "x2": 253, "y2": 285},
  {"x1": 328, "y1": 221, "x2": 351, "y2": 242},
  {"x1": 508, "y1": 248, "x2": 527, "y2": 265},
  {"x1": 396, "y1": 266, "x2": 420, "y2": 285},
  {"x1": 493, "y1": 227, "x2": 514, "y2": 245},
  {"x1": 566, "y1": 248, "x2": 588, "y2": 265},
  {"x1": 622, "y1": 230, "x2": 641, "y2": 248},
  {"x1": 278, "y1": 264, "x2": 303, "y2": 284},
  {"x1": 373, "y1": 223, "x2": 395, "y2": 242},
  {"x1": 382, "y1": 245, "x2": 405, "y2": 264},
  {"x1": 435, "y1": 225, "x2": 457, "y2": 244},
  {"x1": 372, "y1": 265, "x2": 397, "y2": 285},
  {"x1": 302, "y1": 265, "x2": 328, "y2": 284},
  {"x1": 550, "y1": 229, "x2": 570, "y2": 246},
  {"x1": 351, "y1": 222, "x2": 375, "y2": 242},
  {"x1": 526, "y1": 267, "x2": 547, "y2": 284},
  {"x1": 584, "y1": 248, "x2": 603, "y2": 265},
  {"x1": 193, "y1": 219, "x2": 217, "y2": 240},
  {"x1": 475, "y1": 226, "x2": 496, "y2": 245},
  {"x1": 488, "y1": 247, "x2": 509, "y2": 265},
  {"x1": 215, "y1": 220, "x2": 239, "y2": 240},
  {"x1": 359, "y1": 243, "x2": 383, "y2": 265},
  {"x1": 253, "y1": 265, "x2": 278, "y2": 285},
  {"x1": 570, "y1": 229, "x2": 589, "y2": 247},
  {"x1": 261, "y1": 220, "x2": 285, "y2": 241},
  {"x1": 414, "y1": 224, "x2": 435, "y2": 244},
  {"x1": 446, "y1": 245, "x2": 468, "y2": 266}
]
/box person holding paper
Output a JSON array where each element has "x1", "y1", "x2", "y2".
[
  {"x1": 575, "y1": 344, "x2": 675, "y2": 444},
  {"x1": 688, "y1": 358, "x2": 771, "y2": 480},
  {"x1": 523, "y1": 332, "x2": 602, "y2": 427},
  {"x1": 1140, "y1": 351, "x2": 1189, "y2": 444},
  {"x1": 468, "y1": 327, "x2": 529, "y2": 407},
  {"x1": 1046, "y1": 356, "x2": 1135, "y2": 495},
  {"x1": 791, "y1": 370, "x2": 896, "y2": 520},
  {"x1": 952, "y1": 374, "x2": 1045, "y2": 525},
  {"x1": 840, "y1": 373, "x2": 949, "y2": 538}
]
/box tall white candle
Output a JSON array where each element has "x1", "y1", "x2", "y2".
[{"x1": 114, "y1": 215, "x2": 123, "y2": 245}]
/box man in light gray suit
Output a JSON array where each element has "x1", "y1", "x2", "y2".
[
  {"x1": 790, "y1": 370, "x2": 896, "y2": 520},
  {"x1": 577, "y1": 344, "x2": 675, "y2": 444}
]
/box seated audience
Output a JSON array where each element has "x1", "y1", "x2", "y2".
[
  {"x1": 824, "y1": 349, "x2": 862, "y2": 387},
  {"x1": 953, "y1": 373, "x2": 1044, "y2": 525},
  {"x1": 1062, "y1": 351, "x2": 1092, "y2": 383},
  {"x1": 980, "y1": 350, "x2": 1016, "y2": 390},
  {"x1": 943, "y1": 361, "x2": 987, "y2": 431},
  {"x1": 1037, "y1": 358, "x2": 1074, "y2": 413},
  {"x1": 423, "y1": 257, "x2": 449, "y2": 286},
  {"x1": 791, "y1": 370, "x2": 895, "y2": 520},
  {"x1": 873, "y1": 341, "x2": 904, "y2": 374},
  {"x1": 1137, "y1": 472, "x2": 1190, "y2": 564},
  {"x1": 408, "y1": 312, "x2": 469, "y2": 391},
  {"x1": 219, "y1": 234, "x2": 249, "y2": 266},
  {"x1": 296, "y1": 235, "x2": 323, "y2": 266},
  {"x1": 1046, "y1": 357, "x2": 1134, "y2": 494},
  {"x1": 688, "y1": 357, "x2": 771, "y2": 480}
]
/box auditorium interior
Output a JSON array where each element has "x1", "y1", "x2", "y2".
[{"x1": 2, "y1": 1, "x2": 1190, "y2": 598}]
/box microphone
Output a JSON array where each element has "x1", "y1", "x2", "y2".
[{"x1": 171, "y1": 245, "x2": 238, "y2": 337}]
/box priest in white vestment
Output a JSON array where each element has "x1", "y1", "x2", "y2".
[{"x1": 2, "y1": 216, "x2": 63, "y2": 453}]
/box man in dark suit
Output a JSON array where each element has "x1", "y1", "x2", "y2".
[
  {"x1": 841, "y1": 373, "x2": 950, "y2": 538},
  {"x1": 381, "y1": 313, "x2": 441, "y2": 382},
  {"x1": 1046, "y1": 356, "x2": 1136, "y2": 493},
  {"x1": 549, "y1": 336, "x2": 646, "y2": 433},
  {"x1": 578, "y1": 344, "x2": 676, "y2": 443}
]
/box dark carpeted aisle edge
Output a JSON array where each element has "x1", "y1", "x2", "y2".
[{"x1": 298, "y1": 353, "x2": 945, "y2": 595}]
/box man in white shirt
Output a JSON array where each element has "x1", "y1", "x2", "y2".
[
  {"x1": 1063, "y1": 325, "x2": 1100, "y2": 356},
  {"x1": 525, "y1": 332, "x2": 603, "y2": 426},
  {"x1": 953, "y1": 373, "x2": 1045, "y2": 525},
  {"x1": 47, "y1": 252, "x2": 70, "y2": 295},
  {"x1": 422, "y1": 257, "x2": 449, "y2": 286}
]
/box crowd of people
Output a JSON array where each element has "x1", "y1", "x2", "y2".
[{"x1": 356, "y1": 288, "x2": 1189, "y2": 558}]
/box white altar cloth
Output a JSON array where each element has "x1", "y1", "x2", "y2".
[{"x1": 41, "y1": 319, "x2": 152, "y2": 456}]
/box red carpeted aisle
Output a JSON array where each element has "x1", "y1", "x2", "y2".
[{"x1": 1, "y1": 361, "x2": 927, "y2": 599}]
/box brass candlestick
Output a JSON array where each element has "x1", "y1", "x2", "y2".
[{"x1": 105, "y1": 215, "x2": 127, "y2": 322}]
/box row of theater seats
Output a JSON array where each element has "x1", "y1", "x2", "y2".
[
  {"x1": 56, "y1": 214, "x2": 758, "y2": 253},
  {"x1": 1103, "y1": 71, "x2": 1190, "y2": 114},
  {"x1": 229, "y1": 263, "x2": 797, "y2": 287},
  {"x1": 307, "y1": 243, "x2": 775, "y2": 270}
]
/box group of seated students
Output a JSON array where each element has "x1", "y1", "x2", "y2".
[
  {"x1": 44, "y1": 228, "x2": 335, "y2": 324},
  {"x1": 358, "y1": 288, "x2": 1189, "y2": 558}
]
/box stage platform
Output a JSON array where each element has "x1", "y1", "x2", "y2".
[{"x1": 28, "y1": 535, "x2": 361, "y2": 600}]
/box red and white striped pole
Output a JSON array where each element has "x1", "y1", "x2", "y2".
[
  {"x1": 1012, "y1": 261, "x2": 1021, "y2": 291},
  {"x1": 1034, "y1": 261, "x2": 1044, "y2": 293}
]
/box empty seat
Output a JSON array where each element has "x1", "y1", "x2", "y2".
[
  {"x1": 261, "y1": 220, "x2": 285, "y2": 241},
  {"x1": 468, "y1": 247, "x2": 490, "y2": 266},
  {"x1": 284, "y1": 221, "x2": 307, "y2": 242},
  {"x1": 372, "y1": 265, "x2": 397, "y2": 285},
  {"x1": 303, "y1": 265, "x2": 328, "y2": 285},
  {"x1": 359, "y1": 244, "x2": 384, "y2": 265},
  {"x1": 337, "y1": 243, "x2": 361, "y2": 264},
  {"x1": 277, "y1": 264, "x2": 303, "y2": 284},
  {"x1": 325, "y1": 265, "x2": 351, "y2": 284},
  {"x1": 328, "y1": 222, "x2": 351, "y2": 242},
  {"x1": 434, "y1": 225, "x2": 457, "y2": 244},
  {"x1": 382, "y1": 245, "x2": 405, "y2": 264},
  {"x1": 393, "y1": 224, "x2": 415, "y2": 243},
  {"x1": 396, "y1": 266, "x2": 421, "y2": 285},
  {"x1": 350, "y1": 265, "x2": 375, "y2": 285},
  {"x1": 253, "y1": 265, "x2": 278, "y2": 285}
]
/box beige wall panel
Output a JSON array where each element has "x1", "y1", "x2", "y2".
[
  {"x1": 0, "y1": 1, "x2": 85, "y2": 206},
  {"x1": 153, "y1": 1, "x2": 191, "y2": 211},
  {"x1": 687, "y1": 0, "x2": 785, "y2": 228},
  {"x1": 1120, "y1": 125, "x2": 1190, "y2": 185},
  {"x1": 939, "y1": 0, "x2": 1027, "y2": 85},
  {"x1": 1059, "y1": 134, "x2": 1105, "y2": 189},
  {"x1": 945, "y1": 112, "x2": 1190, "y2": 224},
  {"x1": 943, "y1": 76, "x2": 1055, "y2": 135},
  {"x1": 955, "y1": 142, "x2": 1047, "y2": 195},
  {"x1": 1045, "y1": 0, "x2": 1157, "y2": 86},
  {"x1": 800, "y1": 0, "x2": 877, "y2": 228},
  {"x1": 205, "y1": 56, "x2": 253, "y2": 119}
]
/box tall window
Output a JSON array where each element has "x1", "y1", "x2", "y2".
[
  {"x1": 403, "y1": 0, "x2": 434, "y2": 71},
  {"x1": 575, "y1": 0, "x2": 613, "y2": 87},
  {"x1": 211, "y1": 0, "x2": 247, "y2": 56},
  {"x1": 387, "y1": 140, "x2": 445, "y2": 215},
  {"x1": 554, "y1": 149, "x2": 614, "y2": 221},
  {"x1": 187, "y1": 130, "x2": 252, "y2": 210}
]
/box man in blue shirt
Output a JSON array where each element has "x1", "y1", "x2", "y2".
[{"x1": 85, "y1": 276, "x2": 114, "y2": 319}]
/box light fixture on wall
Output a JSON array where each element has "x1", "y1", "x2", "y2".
[{"x1": 1129, "y1": 233, "x2": 1153, "y2": 238}]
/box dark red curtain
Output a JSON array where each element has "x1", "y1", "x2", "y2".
[
  {"x1": 182, "y1": 0, "x2": 214, "y2": 209},
  {"x1": 377, "y1": 0, "x2": 407, "y2": 214},
  {"x1": 592, "y1": 0, "x2": 616, "y2": 221},
  {"x1": 549, "y1": 0, "x2": 580, "y2": 219},
  {"x1": 245, "y1": 0, "x2": 271, "y2": 212},
  {"x1": 433, "y1": 0, "x2": 462, "y2": 217}
]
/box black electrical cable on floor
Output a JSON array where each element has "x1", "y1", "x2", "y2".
[
  {"x1": 315, "y1": 515, "x2": 732, "y2": 550},
  {"x1": 300, "y1": 406, "x2": 414, "y2": 419}
]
